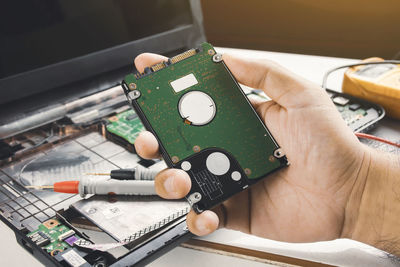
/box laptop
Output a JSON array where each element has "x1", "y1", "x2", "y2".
[
  {"x1": 0, "y1": 1, "x2": 205, "y2": 266},
  {"x1": 0, "y1": 1, "x2": 386, "y2": 266}
]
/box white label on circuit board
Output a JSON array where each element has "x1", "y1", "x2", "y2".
[
  {"x1": 171, "y1": 73, "x2": 198, "y2": 92},
  {"x1": 62, "y1": 249, "x2": 87, "y2": 267}
]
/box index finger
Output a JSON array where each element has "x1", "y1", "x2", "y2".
[
  {"x1": 222, "y1": 54, "x2": 329, "y2": 108},
  {"x1": 133, "y1": 53, "x2": 168, "y2": 159},
  {"x1": 134, "y1": 53, "x2": 168, "y2": 73}
]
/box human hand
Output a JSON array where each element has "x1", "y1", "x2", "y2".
[{"x1": 133, "y1": 52, "x2": 369, "y2": 243}]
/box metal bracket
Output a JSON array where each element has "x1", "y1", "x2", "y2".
[{"x1": 187, "y1": 192, "x2": 202, "y2": 206}]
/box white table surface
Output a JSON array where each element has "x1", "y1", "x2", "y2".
[{"x1": 1, "y1": 47, "x2": 397, "y2": 267}]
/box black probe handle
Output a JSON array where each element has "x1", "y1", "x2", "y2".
[{"x1": 110, "y1": 168, "x2": 135, "y2": 180}]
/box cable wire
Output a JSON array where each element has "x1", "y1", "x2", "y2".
[{"x1": 355, "y1": 132, "x2": 400, "y2": 148}]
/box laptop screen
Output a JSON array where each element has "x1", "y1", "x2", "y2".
[
  {"x1": 0, "y1": 0, "x2": 193, "y2": 79},
  {"x1": 0, "y1": 0, "x2": 203, "y2": 105}
]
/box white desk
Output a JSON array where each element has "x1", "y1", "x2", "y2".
[{"x1": 1, "y1": 47, "x2": 398, "y2": 267}]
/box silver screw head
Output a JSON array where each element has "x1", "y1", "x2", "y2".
[
  {"x1": 128, "y1": 90, "x2": 141, "y2": 100},
  {"x1": 212, "y1": 53, "x2": 223, "y2": 62},
  {"x1": 273, "y1": 148, "x2": 285, "y2": 158}
]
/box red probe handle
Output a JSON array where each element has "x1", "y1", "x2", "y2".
[{"x1": 53, "y1": 181, "x2": 80, "y2": 194}]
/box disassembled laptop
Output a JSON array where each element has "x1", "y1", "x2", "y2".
[{"x1": 0, "y1": 1, "x2": 385, "y2": 265}]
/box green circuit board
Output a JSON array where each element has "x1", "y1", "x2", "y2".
[
  {"x1": 27, "y1": 219, "x2": 78, "y2": 255},
  {"x1": 124, "y1": 43, "x2": 285, "y2": 179},
  {"x1": 106, "y1": 109, "x2": 144, "y2": 145},
  {"x1": 338, "y1": 104, "x2": 367, "y2": 124}
]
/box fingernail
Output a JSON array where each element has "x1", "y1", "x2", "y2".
[
  {"x1": 195, "y1": 215, "x2": 209, "y2": 234},
  {"x1": 163, "y1": 177, "x2": 177, "y2": 196}
]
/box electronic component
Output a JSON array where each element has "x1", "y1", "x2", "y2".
[
  {"x1": 332, "y1": 96, "x2": 350, "y2": 106},
  {"x1": 64, "y1": 236, "x2": 79, "y2": 246},
  {"x1": 105, "y1": 109, "x2": 145, "y2": 152},
  {"x1": 123, "y1": 43, "x2": 288, "y2": 213},
  {"x1": 28, "y1": 231, "x2": 51, "y2": 247},
  {"x1": 58, "y1": 229, "x2": 75, "y2": 241},
  {"x1": 322, "y1": 59, "x2": 400, "y2": 119},
  {"x1": 325, "y1": 89, "x2": 384, "y2": 132},
  {"x1": 60, "y1": 249, "x2": 89, "y2": 266},
  {"x1": 50, "y1": 249, "x2": 63, "y2": 257},
  {"x1": 72, "y1": 195, "x2": 190, "y2": 242},
  {"x1": 349, "y1": 103, "x2": 361, "y2": 111},
  {"x1": 27, "y1": 219, "x2": 81, "y2": 256},
  {"x1": 342, "y1": 58, "x2": 400, "y2": 119}
]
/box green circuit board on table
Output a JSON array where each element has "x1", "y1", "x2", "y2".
[
  {"x1": 106, "y1": 109, "x2": 144, "y2": 145},
  {"x1": 123, "y1": 43, "x2": 287, "y2": 179}
]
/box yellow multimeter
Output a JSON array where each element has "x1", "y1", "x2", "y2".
[{"x1": 342, "y1": 57, "x2": 400, "y2": 119}]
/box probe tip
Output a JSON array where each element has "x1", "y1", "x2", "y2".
[{"x1": 25, "y1": 185, "x2": 54, "y2": 190}]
